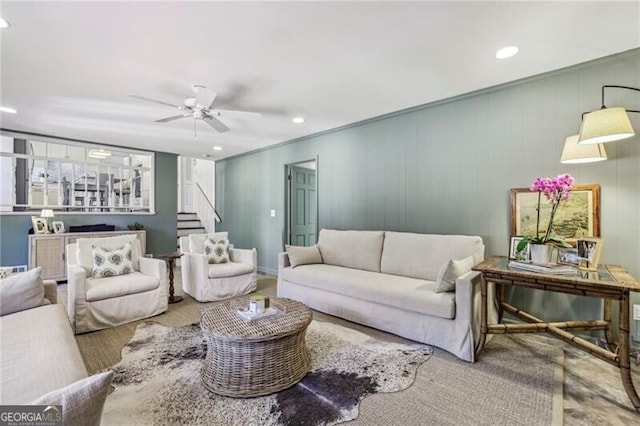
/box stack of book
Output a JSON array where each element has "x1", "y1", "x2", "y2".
[
  {"x1": 508, "y1": 260, "x2": 577, "y2": 275},
  {"x1": 236, "y1": 306, "x2": 281, "y2": 322}
]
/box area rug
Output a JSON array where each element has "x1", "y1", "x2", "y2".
[{"x1": 101, "y1": 320, "x2": 433, "y2": 426}]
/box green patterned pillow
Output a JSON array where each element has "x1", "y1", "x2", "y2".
[
  {"x1": 204, "y1": 237, "x2": 230, "y2": 264},
  {"x1": 92, "y1": 243, "x2": 134, "y2": 278}
]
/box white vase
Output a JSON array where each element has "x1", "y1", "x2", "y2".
[{"x1": 530, "y1": 244, "x2": 552, "y2": 265}]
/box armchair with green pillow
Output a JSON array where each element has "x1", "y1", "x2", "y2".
[
  {"x1": 66, "y1": 234, "x2": 168, "y2": 334},
  {"x1": 1, "y1": 268, "x2": 112, "y2": 425},
  {"x1": 179, "y1": 232, "x2": 257, "y2": 302}
]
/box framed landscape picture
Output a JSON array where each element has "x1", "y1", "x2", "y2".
[{"x1": 510, "y1": 184, "x2": 600, "y2": 243}]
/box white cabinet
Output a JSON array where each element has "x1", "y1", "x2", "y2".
[{"x1": 28, "y1": 230, "x2": 146, "y2": 281}]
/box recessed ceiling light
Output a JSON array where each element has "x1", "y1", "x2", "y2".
[
  {"x1": 213, "y1": 146, "x2": 222, "y2": 151},
  {"x1": 292, "y1": 117, "x2": 305, "y2": 124},
  {"x1": 495, "y1": 46, "x2": 519, "y2": 59},
  {"x1": 0, "y1": 17, "x2": 10, "y2": 29},
  {"x1": 0, "y1": 106, "x2": 17, "y2": 114}
]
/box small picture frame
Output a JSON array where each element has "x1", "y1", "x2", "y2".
[
  {"x1": 509, "y1": 236, "x2": 530, "y2": 261},
  {"x1": 557, "y1": 248, "x2": 580, "y2": 266},
  {"x1": 576, "y1": 237, "x2": 603, "y2": 270},
  {"x1": 32, "y1": 217, "x2": 48, "y2": 234},
  {"x1": 52, "y1": 221, "x2": 66, "y2": 234}
]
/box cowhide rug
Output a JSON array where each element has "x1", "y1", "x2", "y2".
[{"x1": 102, "y1": 320, "x2": 432, "y2": 426}]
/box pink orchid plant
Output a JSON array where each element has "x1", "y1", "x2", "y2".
[{"x1": 517, "y1": 173, "x2": 575, "y2": 252}]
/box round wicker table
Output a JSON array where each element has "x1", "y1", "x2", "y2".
[{"x1": 200, "y1": 296, "x2": 313, "y2": 397}]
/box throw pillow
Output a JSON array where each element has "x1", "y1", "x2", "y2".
[
  {"x1": 205, "y1": 237, "x2": 230, "y2": 264},
  {"x1": 0, "y1": 267, "x2": 48, "y2": 316},
  {"x1": 92, "y1": 243, "x2": 134, "y2": 278},
  {"x1": 434, "y1": 255, "x2": 475, "y2": 293},
  {"x1": 29, "y1": 371, "x2": 114, "y2": 426},
  {"x1": 285, "y1": 244, "x2": 323, "y2": 268},
  {"x1": 189, "y1": 232, "x2": 229, "y2": 254}
]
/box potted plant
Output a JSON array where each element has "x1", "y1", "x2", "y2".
[{"x1": 517, "y1": 173, "x2": 574, "y2": 264}]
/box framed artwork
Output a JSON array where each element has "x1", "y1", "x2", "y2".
[
  {"x1": 510, "y1": 184, "x2": 600, "y2": 243},
  {"x1": 576, "y1": 237, "x2": 603, "y2": 270},
  {"x1": 52, "y1": 221, "x2": 66, "y2": 234},
  {"x1": 509, "y1": 237, "x2": 530, "y2": 261},
  {"x1": 557, "y1": 248, "x2": 580, "y2": 266},
  {"x1": 32, "y1": 217, "x2": 48, "y2": 234}
]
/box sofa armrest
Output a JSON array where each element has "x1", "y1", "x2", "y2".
[
  {"x1": 229, "y1": 248, "x2": 257, "y2": 271},
  {"x1": 181, "y1": 252, "x2": 209, "y2": 283},
  {"x1": 139, "y1": 257, "x2": 167, "y2": 282},
  {"x1": 456, "y1": 270, "x2": 498, "y2": 350},
  {"x1": 67, "y1": 264, "x2": 88, "y2": 329},
  {"x1": 278, "y1": 252, "x2": 290, "y2": 271},
  {"x1": 43, "y1": 280, "x2": 58, "y2": 304}
]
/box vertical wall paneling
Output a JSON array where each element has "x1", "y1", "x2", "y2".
[{"x1": 216, "y1": 50, "x2": 640, "y2": 320}]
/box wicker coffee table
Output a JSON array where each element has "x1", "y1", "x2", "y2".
[{"x1": 200, "y1": 296, "x2": 313, "y2": 397}]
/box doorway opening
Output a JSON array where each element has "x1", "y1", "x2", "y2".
[{"x1": 285, "y1": 158, "x2": 318, "y2": 246}]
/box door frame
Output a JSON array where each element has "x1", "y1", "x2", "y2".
[{"x1": 284, "y1": 156, "x2": 319, "y2": 246}]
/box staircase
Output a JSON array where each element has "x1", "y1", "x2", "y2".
[{"x1": 177, "y1": 212, "x2": 206, "y2": 249}]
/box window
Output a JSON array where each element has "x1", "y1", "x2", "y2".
[{"x1": 0, "y1": 135, "x2": 154, "y2": 213}]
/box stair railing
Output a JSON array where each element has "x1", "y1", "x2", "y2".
[{"x1": 194, "y1": 182, "x2": 221, "y2": 233}]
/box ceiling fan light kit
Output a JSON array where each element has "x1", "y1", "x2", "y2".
[{"x1": 129, "y1": 84, "x2": 261, "y2": 136}]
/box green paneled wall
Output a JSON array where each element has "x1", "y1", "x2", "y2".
[
  {"x1": 217, "y1": 49, "x2": 640, "y2": 323},
  {"x1": 0, "y1": 151, "x2": 177, "y2": 265}
]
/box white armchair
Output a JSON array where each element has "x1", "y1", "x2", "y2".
[
  {"x1": 66, "y1": 234, "x2": 168, "y2": 334},
  {"x1": 179, "y1": 233, "x2": 257, "y2": 302}
]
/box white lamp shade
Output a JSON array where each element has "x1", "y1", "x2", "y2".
[
  {"x1": 40, "y1": 209, "x2": 55, "y2": 218},
  {"x1": 578, "y1": 107, "x2": 635, "y2": 144},
  {"x1": 561, "y1": 135, "x2": 607, "y2": 164}
]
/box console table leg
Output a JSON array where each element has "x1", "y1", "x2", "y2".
[
  {"x1": 604, "y1": 298, "x2": 614, "y2": 347},
  {"x1": 619, "y1": 292, "x2": 640, "y2": 413},
  {"x1": 474, "y1": 277, "x2": 488, "y2": 360}
]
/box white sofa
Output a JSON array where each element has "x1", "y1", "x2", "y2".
[
  {"x1": 179, "y1": 233, "x2": 257, "y2": 302},
  {"x1": 1, "y1": 268, "x2": 113, "y2": 425},
  {"x1": 278, "y1": 229, "x2": 496, "y2": 362},
  {"x1": 67, "y1": 234, "x2": 168, "y2": 334}
]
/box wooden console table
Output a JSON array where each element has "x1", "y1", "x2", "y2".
[{"x1": 473, "y1": 256, "x2": 640, "y2": 414}]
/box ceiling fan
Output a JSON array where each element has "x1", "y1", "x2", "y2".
[{"x1": 129, "y1": 84, "x2": 261, "y2": 134}]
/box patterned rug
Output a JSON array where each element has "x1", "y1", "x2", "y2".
[{"x1": 101, "y1": 320, "x2": 433, "y2": 425}]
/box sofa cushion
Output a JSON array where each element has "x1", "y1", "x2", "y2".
[
  {"x1": 92, "y1": 243, "x2": 134, "y2": 278},
  {"x1": 205, "y1": 237, "x2": 230, "y2": 264},
  {"x1": 77, "y1": 235, "x2": 141, "y2": 276},
  {"x1": 85, "y1": 272, "x2": 160, "y2": 302},
  {"x1": 285, "y1": 245, "x2": 323, "y2": 268},
  {"x1": 189, "y1": 232, "x2": 229, "y2": 254},
  {"x1": 0, "y1": 267, "x2": 49, "y2": 316},
  {"x1": 208, "y1": 262, "x2": 254, "y2": 279},
  {"x1": 0, "y1": 304, "x2": 88, "y2": 404},
  {"x1": 434, "y1": 256, "x2": 475, "y2": 293},
  {"x1": 29, "y1": 371, "x2": 113, "y2": 426},
  {"x1": 380, "y1": 232, "x2": 484, "y2": 281},
  {"x1": 317, "y1": 229, "x2": 385, "y2": 273},
  {"x1": 281, "y1": 264, "x2": 455, "y2": 319}
]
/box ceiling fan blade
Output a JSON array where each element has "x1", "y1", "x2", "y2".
[
  {"x1": 155, "y1": 113, "x2": 192, "y2": 123},
  {"x1": 212, "y1": 109, "x2": 262, "y2": 120},
  {"x1": 203, "y1": 115, "x2": 230, "y2": 133},
  {"x1": 128, "y1": 95, "x2": 181, "y2": 109},
  {"x1": 194, "y1": 86, "x2": 217, "y2": 110}
]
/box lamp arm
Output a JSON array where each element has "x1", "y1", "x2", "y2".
[{"x1": 601, "y1": 85, "x2": 640, "y2": 112}]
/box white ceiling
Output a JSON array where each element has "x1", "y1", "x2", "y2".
[{"x1": 1, "y1": 1, "x2": 639, "y2": 160}]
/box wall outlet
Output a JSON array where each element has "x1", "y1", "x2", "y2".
[
  {"x1": 270, "y1": 209, "x2": 276, "y2": 218},
  {"x1": 634, "y1": 305, "x2": 640, "y2": 321}
]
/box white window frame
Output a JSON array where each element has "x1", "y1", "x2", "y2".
[{"x1": 0, "y1": 132, "x2": 155, "y2": 215}]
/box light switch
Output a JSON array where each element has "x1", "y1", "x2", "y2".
[
  {"x1": 270, "y1": 209, "x2": 276, "y2": 217},
  {"x1": 634, "y1": 304, "x2": 640, "y2": 321}
]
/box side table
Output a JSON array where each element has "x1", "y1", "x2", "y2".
[
  {"x1": 158, "y1": 252, "x2": 184, "y2": 304},
  {"x1": 473, "y1": 256, "x2": 640, "y2": 414}
]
